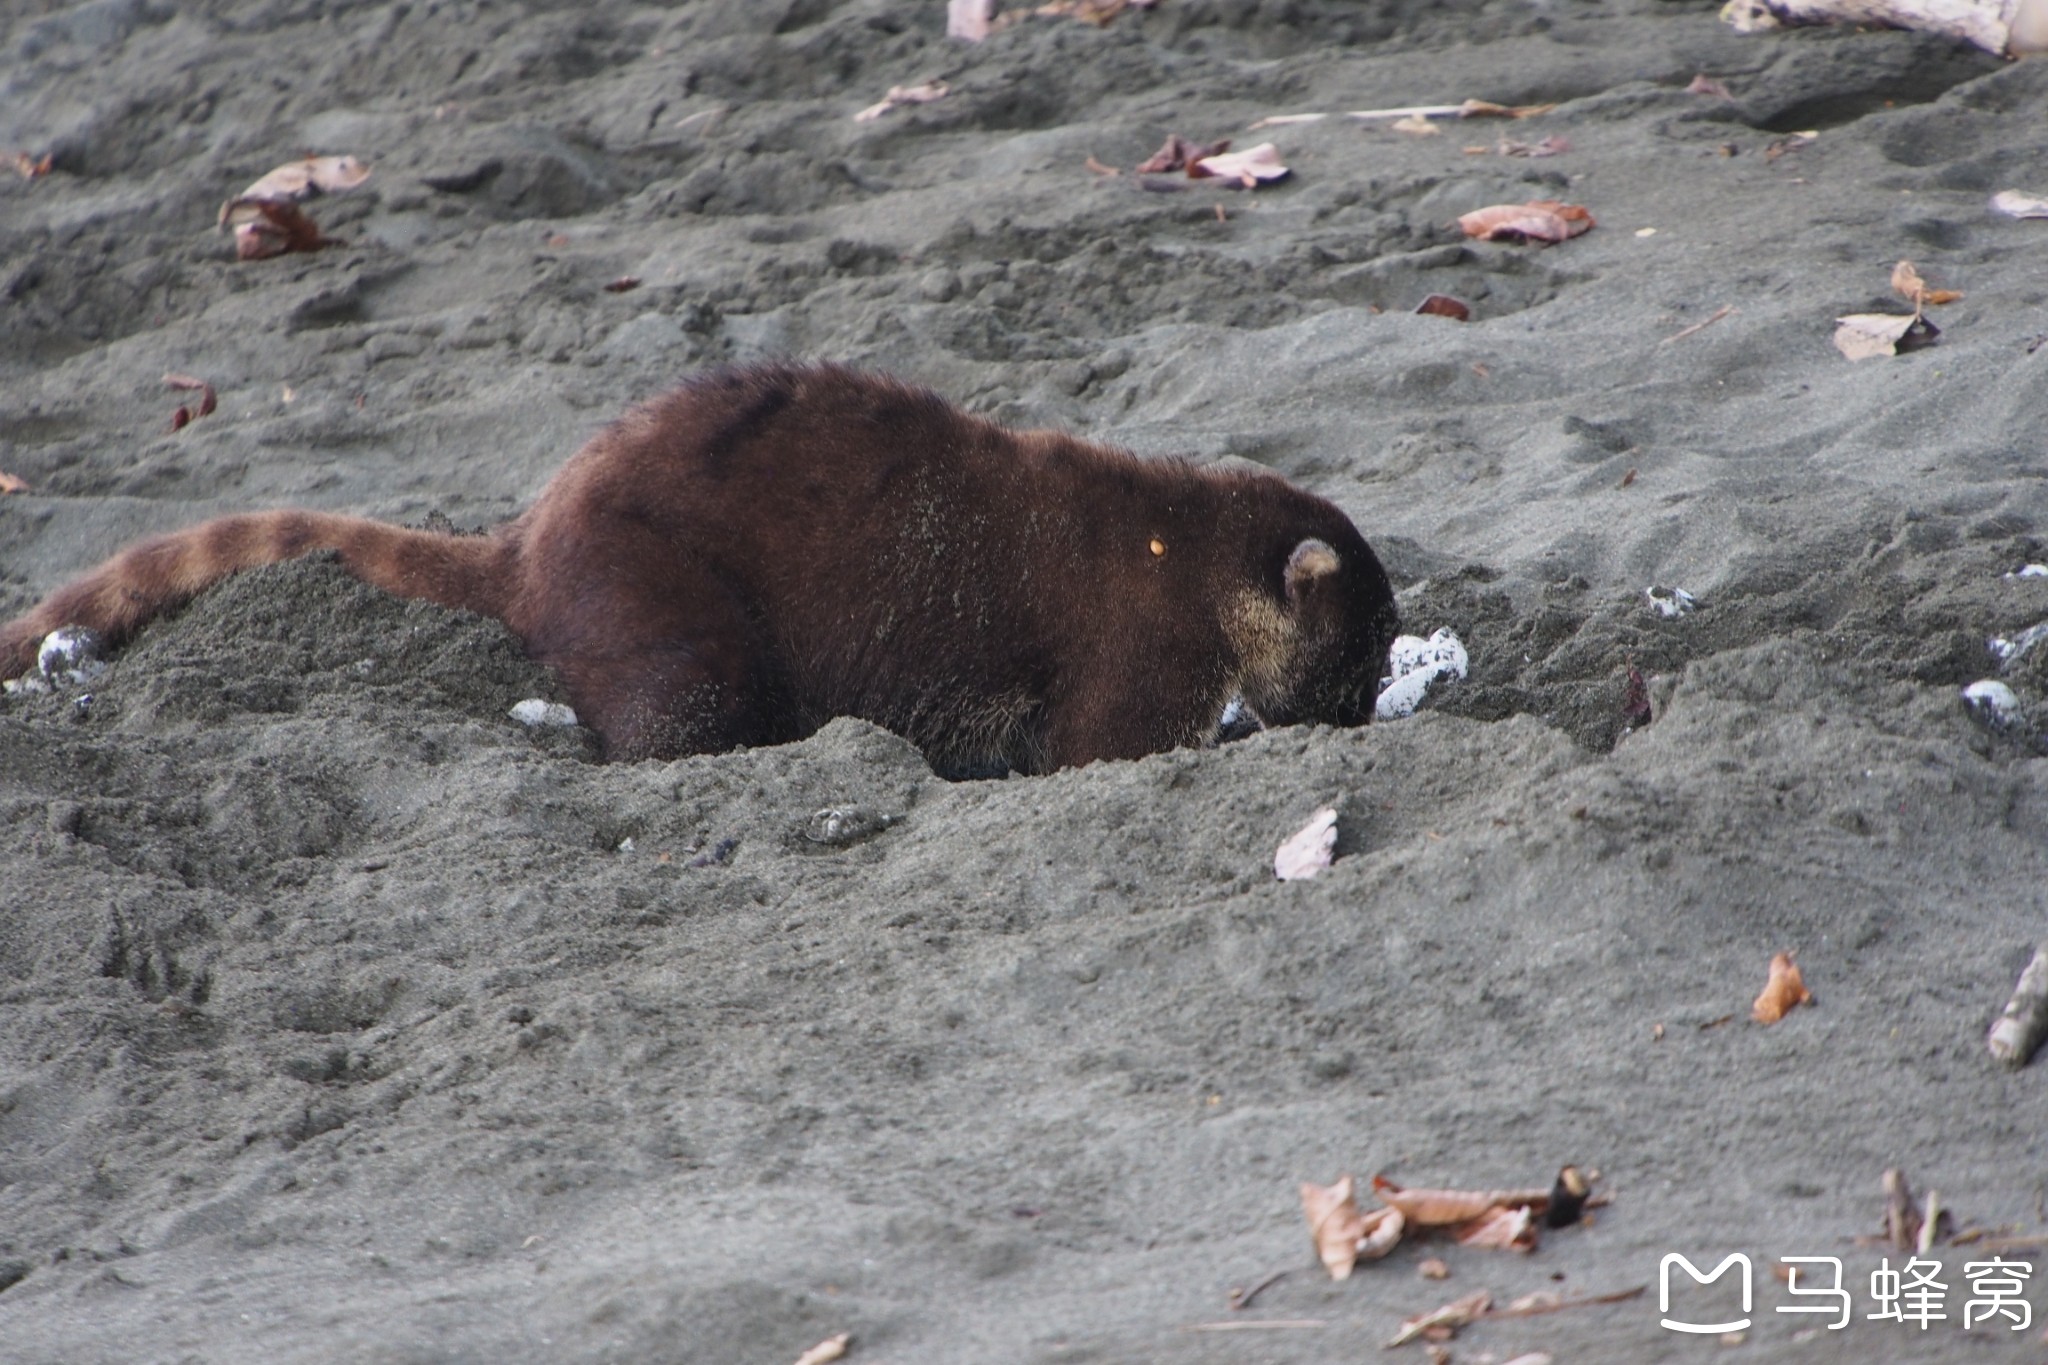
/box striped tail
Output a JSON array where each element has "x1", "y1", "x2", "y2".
[{"x1": 1, "y1": 510, "x2": 513, "y2": 678}]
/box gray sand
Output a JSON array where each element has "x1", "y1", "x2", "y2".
[{"x1": 4, "y1": 2, "x2": 2048, "y2": 1360}]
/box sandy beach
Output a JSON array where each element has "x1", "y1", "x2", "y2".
[{"x1": 5, "y1": 1, "x2": 2048, "y2": 1360}]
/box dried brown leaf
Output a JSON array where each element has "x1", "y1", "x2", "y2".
[
  {"x1": 162, "y1": 373, "x2": 217, "y2": 428},
  {"x1": 1300, "y1": 1176, "x2": 1368, "y2": 1280},
  {"x1": 1414, "y1": 294, "x2": 1471, "y2": 321},
  {"x1": 1752, "y1": 951, "x2": 1813, "y2": 1024},
  {"x1": 239, "y1": 155, "x2": 371, "y2": 203},
  {"x1": 1136, "y1": 134, "x2": 1228, "y2": 174},
  {"x1": 1833, "y1": 313, "x2": 1938, "y2": 361},
  {"x1": 12, "y1": 151, "x2": 53, "y2": 180},
  {"x1": 1498, "y1": 135, "x2": 1570, "y2": 158},
  {"x1": 603, "y1": 276, "x2": 642, "y2": 293},
  {"x1": 1457, "y1": 200, "x2": 1594, "y2": 244},
  {"x1": 793, "y1": 1333, "x2": 851, "y2": 1365},
  {"x1": 1891, "y1": 260, "x2": 1961, "y2": 308},
  {"x1": 1370, "y1": 1174, "x2": 1551, "y2": 1227},
  {"x1": 853, "y1": 81, "x2": 949, "y2": 123},
  {"x1": 1386, "y1": 1289, "x2": 1492, "y2": 1348},
  {"x1": 1453, "y1": 1204, "x2": 1538, "y2": 1252},
  {"x1": 0, "y1": 470, "x2": 25, "y2": 493},
  {"x1": 221, "y1": 198, "x2": 333, "y2": 259}
]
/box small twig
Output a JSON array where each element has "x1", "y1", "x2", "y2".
[
  {"x1": 1485, "y1": 1285, "x2": 1647, "y2": 1320},
  {"x1": 1966, "y1": 1234, "x2": 2048, "y2": 1254},
  {"x1": 1884, "y1": 1168, "x2": 1920, "y2": 1252},
  {"x1": 1229, "y1": 1266, "x2": 1295, "y2": 1310},
  {"x1": 1659, "y1": 304, "x2": 1737, "y2": 346},
  {"x1": 1988, "y1": 942, "x2": 2048, "y2": 1067}
]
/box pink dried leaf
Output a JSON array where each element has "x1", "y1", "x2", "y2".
[
  {"x1": 1190, "y1": 141, "x2": 1289, "y2": 188},
  {"x1": 1274, "y1": 808, "x2": 1337, "y2": 881}
]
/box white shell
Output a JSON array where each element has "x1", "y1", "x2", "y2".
[
  {"x1": 1990, "y1": 620, "x2": 2048, "y2": 668},
  {"x1": 1375, "y1": 628, "x2": 1469, "y2": 720},
  {"x1": 1962, "y1": 680, "x2": 2023, "y2": 729},
  {"x1": 1644, "y1": 585, "x2": 1697, "y2": 618},
  {"x1": 509, "y1": 699, "x2": 579, "y2": 728}
]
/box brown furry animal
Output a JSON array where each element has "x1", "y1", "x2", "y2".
[{"x1": 0, "y1": 365, "x2": 1398, "y2": 773}]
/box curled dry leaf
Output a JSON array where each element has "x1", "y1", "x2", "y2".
[
  {"x1": 1991, "y1": 189, "x2": 2048, "y2": 219},
  {"x1": 239, "y1": 155, "x2": 370, "y2": 202},
  {"x1": 947, "y1": 0, "x2": 995, "y2": 40},
  {"x1": 0, "y1": 471, "x2": 27, "y2": 494},
  {"x1": 1458, "y1": 200, "x2": 1594, "y2": 244},
  {"x1": 1833, "y1": 313, "x2": 1938, "y2": 361},
  {"x1": 1358, "y1": 1204, "x2": 1406, "y2": 1262},
  {"x1": 853, "y1": 81, "x2": 949, "y2": 123},
  {"x1": 603, "y1": 276, "x2": 642, "y2": 293},
  {"x1": 163, "y1": 372, "x2": 217, "y2": 415},
  {"x1": 1274, "y1": 808, "x2": 1338, "y2": 881},
  {"x1": 1386, "y1": 1289, "x2": 1492, "y2": 1348},
  {"x1": 221, "y1": 198, "x2": 333, "y2": 260},
  {"x1": 1300, "y1": 1176, "x2": 1369, "y2": 1280},
  {"x1": 1414, "y1": 294, "x2": 1471, "y2": 321},
  {"x1": 1300, "y1": 1176, "x2": 1407, "y2": 1279},
  {"x1": 793, "y1": 1332, "x2": 851, "y2": 1365},
  {"x1": 1371, "y1": 1174, "x2": 1552, "y2": 1227},
  {"x1": 1498, "y1": 135, "x2": 1569, "y2": 158},
  {"x1": 1752, "y1": 951, "x2": 1812, "y2": 1024},
  {"x1": 1891, "y1": 259, "x2": 1962, "y2": 309},
  {"x1": 12, "y1": 151, "x2": 53, "y2": 180},
  {"x1": 1191, "y1": 142, "x2": 1290, "y2": 188}
]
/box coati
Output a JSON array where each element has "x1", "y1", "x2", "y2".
[{"x1": 0, "y1": 364, "x2": 1399, "y2": 773}]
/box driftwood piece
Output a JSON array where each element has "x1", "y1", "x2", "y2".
[
  {"x1": 1987, "y1": 943, "x2": 2048, "y2": 1067},
  {"x1": 1721, "y1": 0, "x2": 2048, "y2": 55}
]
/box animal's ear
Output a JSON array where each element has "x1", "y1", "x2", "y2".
[{"x1": 1284, "y1": 538, "x2": 1340, "y2": 605}]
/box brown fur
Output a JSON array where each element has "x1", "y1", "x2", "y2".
[{"x1": 0, "y1": 365, "x2": 1398, "y2": 772}]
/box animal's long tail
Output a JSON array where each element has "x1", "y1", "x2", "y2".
[{"x1": 0, "y1": 510, "x2": 514, "y2": 678}]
